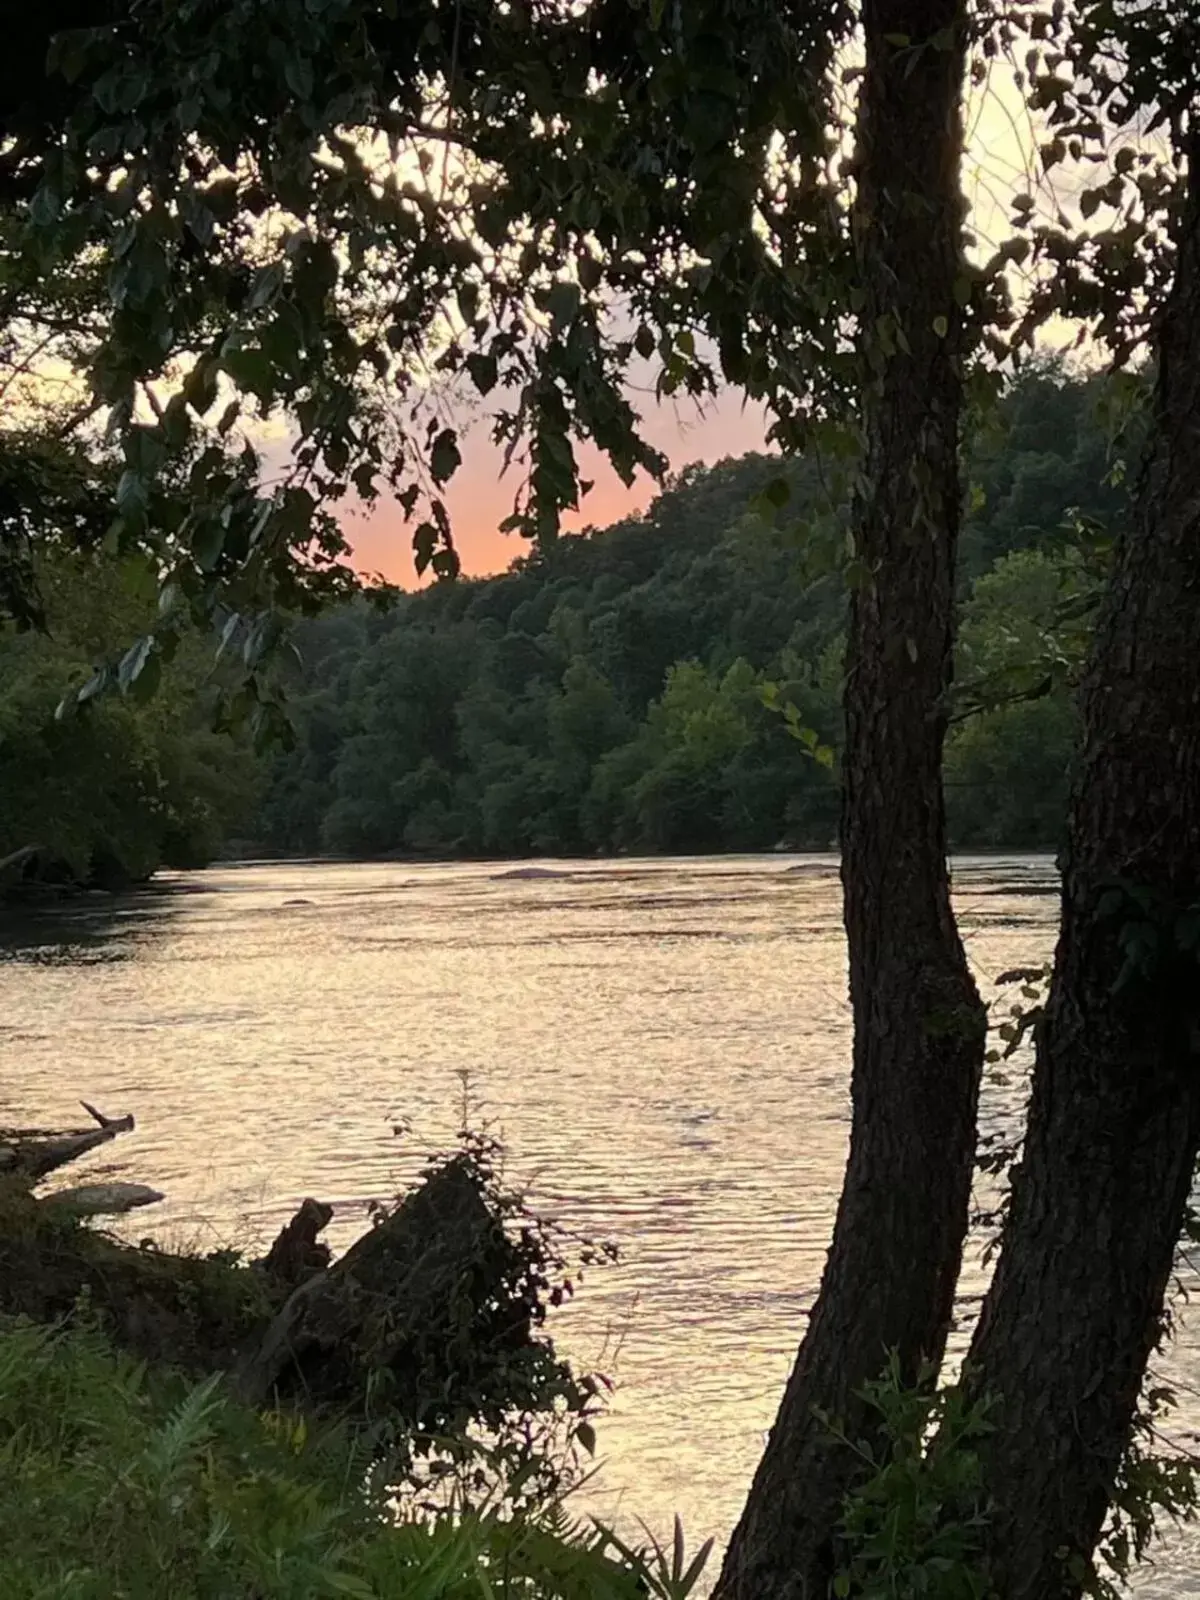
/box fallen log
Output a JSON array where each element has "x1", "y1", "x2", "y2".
[
  {"x1": 0, "y1": 1103, "x2": 135, "y2": 1184},
  {"x1": 2, "y1": 1145, "x2": 573, "y2": 1441}
]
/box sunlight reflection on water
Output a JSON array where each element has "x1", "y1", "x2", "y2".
[{"x1": 2, "y1": 855, "x2": 1196, "y2": 1594}]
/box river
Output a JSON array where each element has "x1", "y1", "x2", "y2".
[{"x1": 2, "y1": 855, "x2": 1198, "y2": 1594}]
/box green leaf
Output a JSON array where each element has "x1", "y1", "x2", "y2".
[
  {"x1": 845, "y1": 558, "x2": 873, "y2": 591},
  {"x1": 466, "y1": 352, "x2": 499, "y2": 396},
  {"x1": 222, "y1": 345, "x2": 274, "y2": 400},
  {"x1": 430, "y1": 429, "x2": 462, "y2": 486},
  {"x1": 46, "y1": 27, "x2": 92, "y2": 84},
  {"x1": 191, "y1": 518, "x2": 226, "y2": 572},
  {"x1": 413, "y1": 520, "x2": 439, "y2": 574},
  {"x1": 116, "y1": 469, "x2": 148, "y2": 527},
  {"x1": 75, "y1": 668, "x2": 110, "y2": 707},
  {"x1": 578, "y1": 253, "x2": 602, "y2": 291},
  {"x1": 323, "y1": 1576, "x2": 376, "y2": 1600},
  {"x1": 124, "y1": 424, "x2": 166, "y2": 476},
  {"x1": 284, "y1": 52, "x2": 314, "y2": 100},
  {"x1": 763, "y1": 477, "x2": 792, "y2": 512},
  {"x1": 243, "y1": 612, "x2": 282, "y2": 670},
  {"x1": 117, "y1": 635, "x2": 155, "y2": 694},
  {"x1": 184, "y1": 359, "x2": 220, "y2": 415},
  {"x1": 216, "y1": 613, "x2": 242, "y2": 660},
  {"x1": 277, "y1": 485, "x2": 317, "y2": 541},
  {"x1": 457, "y1": 283, "x2": 480, "y2": 325},
  {"x1": 248, "y1": 263, "x2": 286, "y2": 310},
  {"x1": 127, "y1": 650, "x2": 163, "y2": 704}
]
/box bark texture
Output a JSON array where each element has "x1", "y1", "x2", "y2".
[
  {"x1": 715, "y1": 6, "x2": 985, "y2": 1597},
  {"x1": 964, "y1": 135, "x2": 1200, "y2": 1599}
]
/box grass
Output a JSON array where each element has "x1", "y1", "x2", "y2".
[{"x1": 0, "y1": 1315, "x2": 704, "y2": 1600}]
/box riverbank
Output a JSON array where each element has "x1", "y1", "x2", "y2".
[
  {"x1": 0, "y1": 1314, "x2": 678, "y2": 1599},
  {"x1": 0, "y1": 1114, "x2": 660, "y2": 1596}
]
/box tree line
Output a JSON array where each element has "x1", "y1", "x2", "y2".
[
  {"x1": 3, "y1": 362, "x2": 1117, "y2": 887},
  {"x1": 248, "y1": 362, "x2": 1120, "y2": 862}
]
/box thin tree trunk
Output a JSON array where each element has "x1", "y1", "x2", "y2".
[
  {"x1": 963, "y1": 133, "x2": 1200, "y2": 1600},
  {"x1": 716, "y1": 6, "x2": 985, "y2": 1596}
]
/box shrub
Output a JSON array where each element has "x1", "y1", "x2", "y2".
[{"x1": 0, "y1": 1315, "x2": 701, "y2": 1599}]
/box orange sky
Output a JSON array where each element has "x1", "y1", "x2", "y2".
[{"x1": 342, "y1": 389, "x2": 772, "y2": 584}]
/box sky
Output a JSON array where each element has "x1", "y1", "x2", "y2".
[
  {"x1": 342, "y1": 389, "x2": 773, "y2": 584},
  {"x1": 8, "y1": 42, "x2": 1085, "y2": 591}
]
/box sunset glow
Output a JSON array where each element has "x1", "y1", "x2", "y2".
[{"x1": 344, "y1": 390, "x2": 773, "y2": 584}]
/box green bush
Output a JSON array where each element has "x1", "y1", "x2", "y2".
[
  {"x1": 0, "y1": 1316, "x2": 706, "y2": 1600},
  {"x1": 830, "y1": 1352, "x2": 1200, "y2": 1600}
]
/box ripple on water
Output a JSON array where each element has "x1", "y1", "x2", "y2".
[{"x1": 0, "y1": 854, "x2": 1191, "y2": 1595}]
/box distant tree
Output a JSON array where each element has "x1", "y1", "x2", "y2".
[{"x1": 1, "y1": 541, "x2": 259, "y2": 886}]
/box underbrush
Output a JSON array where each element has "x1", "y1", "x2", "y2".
[{"x1": 0, "y1": 1316, "x2": 707, "y2": 1600}]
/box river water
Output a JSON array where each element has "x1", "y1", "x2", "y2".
[{"x1": 2, "y1": 855, "x2": 1198, "y2": 1593}]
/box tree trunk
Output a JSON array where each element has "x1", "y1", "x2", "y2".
[
  {"x1": 964, "y1": 132, "x2": 1200, "y2": 1599},
  {"x1": 716, "y1": 7, "x2": 985, "y2": 1597}
]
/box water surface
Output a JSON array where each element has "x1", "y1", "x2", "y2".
[{"x1": 2, "y1": 856, "x2": 1196, "y2": 1593}]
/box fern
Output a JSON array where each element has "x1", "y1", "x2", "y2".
[
  {"x1": 0, "y1": 1315, "x2": 695, "y2": 1600},
  {"x1": 139, "y1": 1370, "x2": 225, "y2": 1485}
]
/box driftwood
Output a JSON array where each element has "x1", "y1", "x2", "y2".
[{"x1": 0, "y1": 1103, "x2": 136, "y2": 1184}]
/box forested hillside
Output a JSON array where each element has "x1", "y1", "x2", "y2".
[
  {"x1": 0, "y1": 363, "x2": 1126, "y2": 889},
  {"x1": 248, "y1": 363, "x2": 1126, "y2": 859}
]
